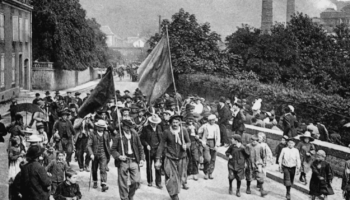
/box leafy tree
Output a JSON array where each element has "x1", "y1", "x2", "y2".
[
  {"x1": 32, "y1": 0, "x2": 110, "y2": 70},
  {"x1": 147, "y1": 8, "x2": 235, "y2": 75}
]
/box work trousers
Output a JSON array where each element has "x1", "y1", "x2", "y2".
[
  {"x1": 76, "y1": 136, "x2": 90, "y2": 169},
  {"x1": 283, "y1": 166, "x2": 296, "y2": 187},
  {"x1": 61, "y1": 137, "x2": 73, "y2": 164},
  {"x1": 203, "y1": 141, "x2": 217, "y2": 175},
  {"x1": 164, "y1": 156, "x2": 188, "y2": 196},
  {"x1": 92, "y1": 153, "x2": 108, "y2": 184},
  {"x1": 187, "y1": 141, "x2": 199, "y2": 175},
  {"x1": 219, "y1": 124, "x2": 230, "y2": 145},
  {"x1": 145, "y1": 149, "x2": 161, "y2": 186},
  {"x1": 118, "y1": 159, "x2": 140, "y2": 200}
]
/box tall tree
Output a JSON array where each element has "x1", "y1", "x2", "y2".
[{"x1": 32, "y1": 0, "x2": 109, "y2": 70}]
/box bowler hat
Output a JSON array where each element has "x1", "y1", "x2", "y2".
[
  {"x1": 232, "y1": 134, "x2": 242, "y2": 143},
  {"x1": 26, "y1": 145, "x2": 44, "y2": 160},
  {"x1": 45, "y1": 91, "x2": 50, "y2": 95},
  {"x1": 169, "y1": 115, "x2": 183, "y2": 123},
  {"x1": 124, "y1": 90, "x2": 130, "y2": 93},
  {"x1": 55, "y1": 91, "x2": 60, "y2": 94},
  {"x1": 219, "y1": 97, "x2": 226, "y2": 103},
  {"x1": 75, "y1": 92, "x2": 81, "y2": 96},
  {"x1": 35, "y1": 93, "x2": 40, "y2": 97}
]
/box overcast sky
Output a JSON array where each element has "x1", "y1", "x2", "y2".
[{"x1": 80, "y1": 0, "x2": 347, "y2": 39}]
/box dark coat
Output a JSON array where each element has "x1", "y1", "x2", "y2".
[
  {"x1": 281, "y1": 113, "x2": 298, "y2": 138},
  {"x1": 217, "y1": 104, "x2": 232, "y2": 126},
  {"x1": 75, "y1": 97, "x2": 83, "y2": 108},
  {"x1": 309, "y1": 160, "x2": 334, "y2": 196},
  {"x1": 231, "y1": 110, "x2": 246, "y2": 133},
  {"x1": 140, "y1": 125, "x2": 163, "y2": 153},
  {"x1": 317, "y1": 123, "x2": 329, "y2": 142},
  {"x1": 20, "y1": 161, "x2": 51, "y2": 200},
  {"x1": 225, "y1": 144, "x2": 250, "y2": 172},
  {"x1": 0, "y1": 122, "x2": 6, "y2": 143},
  {"x1": 87, "y1": 131, "x2": 111, "y2": 158},
  {"x1": 111, "y1": 129, "x2": 145, "y2": 167},
  {"x1": 53, "y1": 180, "x2": 82, "y2": 200},
  {"x1": 53, "y1": 119, "x2": 75, "y2": 139}
]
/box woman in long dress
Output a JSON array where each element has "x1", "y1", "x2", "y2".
[{"x1": 8, "y1": 136, "x2": 26, "y2": 182}]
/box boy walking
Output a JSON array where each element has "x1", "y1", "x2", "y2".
[
  {"x1": 46, "y1": 151, "x2": 69, "y2": 195},
  {"x1": 225, "y1": 134, "x2": 250, "y2": 197},
  {"x1": 278, "y1": 138, "x2": 301, "y2": 200},
  {"x1": 54, "y1": 170, "x2": 82, "y2": 200}
]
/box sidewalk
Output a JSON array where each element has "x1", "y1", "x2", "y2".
[{"x1": 216, "y1": 146, "x2": 342, "y2": 200}]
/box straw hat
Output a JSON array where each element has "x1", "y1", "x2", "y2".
[
  {"x1": 300, "y1": 131, "x2": 314, "y2": 142},
  {"x1": 148, "y1": 114, "x2": 162, "y2": 124},
  {"x1": 116, "y1": 101, "x2": 124, "y2": 108},
  {"x1": 27, "y1": 134, "x2": 42, "y2": 143},
  {"x1": 208, "y1": 114, "x2": 217, "y2": 121},
  {"x1": 95, "y1": 120, "x2": 107, "y2": 128}
]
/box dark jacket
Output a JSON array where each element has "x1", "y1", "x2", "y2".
[
  {"x1": 53, "y1": 119, "x2": 75, "y2": 139},
  {"x1": 75, "y1": 97, "x2": 83, "y2": 108},
  {"x1": 156, "y1": 127, "x2": 191, "y2": 160},
  {"x1": 0, "y1": 121, "x2": 7, "y2": 143},
  {"x1": 231, "y1": 109, "x2": 246, "y2": 133},
  {"x1": 87, "y1": 131, "x2": 111, "y2": 158},
  {"x1": 140, "y1": 125, "x2": 163, "y2": 151},
  {"x1": 54, "y1": 180, "x2": 82, "y2": 200},
  {"x1": 225, "y1": 144, "x2": 250, "y2": 171},
  {"x1": 217, "y1": 104, "x2": 232, "y2": 125},
  {"x1": 111, "y1": 129, "x2": 145, "y2": 167},
  {"x1": 45, "y1": 160, "x2": 68, "y2": 183},
  {"x1": 317, "y1": 123, "x2": 329, "y2": 142},
  {"x1": 309, "y1": 160, "x2": 334, "y2": 196},
  {"x1": 281, "y1": 113, "x2": 298, "y2": 138},
  {"x1": 20, "y1": 161, "x2": 51, "y2": 200}
]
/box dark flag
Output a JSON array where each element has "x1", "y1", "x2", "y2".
[
  {"x1": 137, "y1": 34, "x2": 172, "y2": 104},
  {"x1": 78, "y1": 67, "x2": 115, "y2": 118}
]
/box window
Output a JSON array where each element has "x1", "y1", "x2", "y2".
[
  {"x1": 12, "y1": 16, "x2": 18, "y2": 42},
  {"x1": 12, "y1": 54, "x2": 15, "y2": 85},
  {"x1": 19, "y1": 18, "x2": 23, "y2": 42},
  {"x1": 25, "y1": 19, "x2": 29, "y2": 42},
  {"x1": 0, "y1": 54, "x2": 4, "y2": 88},
  {"x1": 0, "y1": 14, "x2": 4, "y2": 41}
]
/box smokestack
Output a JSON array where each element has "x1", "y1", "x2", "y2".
[
  {"x1": 286, "y1": 0, "x2": 295, "y2": 22},
  {"x1": 261, "y1": 0, "x2": 273, "y2": 33}
]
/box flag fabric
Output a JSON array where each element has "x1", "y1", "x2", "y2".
[
  {"x1": 138, "y1": 35, "x2": 173, "y2": 104},
  {"x1": 78, "y1": 67, "x2": 115, "y2": 118}
]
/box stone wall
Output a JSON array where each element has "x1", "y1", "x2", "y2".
[
  {"x1": 243, "y1": 124, "x2": 350, "y2": 176},
  {"x1": 32, "y1": 64, "x2": 99, "y2": 90}
]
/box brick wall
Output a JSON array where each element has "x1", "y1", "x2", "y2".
[{"x1": 243, "y1": 124, "x2": 350, "y2": 176}]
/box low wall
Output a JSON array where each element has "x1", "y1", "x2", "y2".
[
  {"x1": 243, "y1": 124, "x2": 350, "y2": 176},
  {"x1": 32, "y1": 65, "x2": 99, "y2": 90}
]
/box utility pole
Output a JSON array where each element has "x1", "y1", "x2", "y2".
[{"x1": 159, "y1": 15, "x2": 162, "y2": 34}]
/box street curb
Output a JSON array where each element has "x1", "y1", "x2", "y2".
[{"x1": 216, "y1": 152, "x2": 309, "y2": 194}]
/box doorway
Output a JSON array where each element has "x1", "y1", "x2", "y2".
[{"x1": 24, "y1": 59, "x2": 28, "y2": 89}]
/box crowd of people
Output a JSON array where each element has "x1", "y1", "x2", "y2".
[{"x1": 3, "y1": 88, "x2": 350, "y2": 200}]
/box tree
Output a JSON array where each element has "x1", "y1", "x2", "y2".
[
  {"x1": 147, "y1": 8, "x2": 229, "y2": 75},
  {"x1": 32, "y1": 0, "x2": 110, "y2": 70}
]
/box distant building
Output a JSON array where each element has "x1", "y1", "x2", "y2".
[
  {"x1": 0, "y1": 0, "x2": 32, "y2": 102},
  {"x1": 313, "y1": 2, "x2": 350, "y2": 33},
  {"x1": 100, "y1": 25, "x2": 123, "y2": 47}
]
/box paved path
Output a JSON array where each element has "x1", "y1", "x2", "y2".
[{"x1": 65, "y1": 151, "x2": 309, "y2": 200}]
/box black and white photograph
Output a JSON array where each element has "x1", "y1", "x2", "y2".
[{"x1": 1, "y1": 0, "x2": 350, "y2": 200}]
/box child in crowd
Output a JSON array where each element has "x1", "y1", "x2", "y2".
[
  {"x1": 275, "y1": 135, "x2": 288, "y2": 165},
  {"x1": 278, "y1": 138, "x2": 301, "y2": 200},
  {"x1": 46, "y1": 151, "x2": 69, "y2": 195},
  {"x1": 43, "y1": 142, "x2": 57, "y2": 167},
  {"x1": 309, "y1": 150, "x2": 334, "y2": 200},
  {"x1": 296, "y1": 131, "x2": 316, "y2": 185},
  {"x1": 36, "y1": 122, "x2": 48, "y2": 147},
  {"x1": 257, "y1": 132, "x2": 273, "y2": 175},
  {"x1": 226, "y1": 134, "x2": 249, "y2": 197},
  {"x1": 342, "y1": 160, "x2": 350, "y2": 200},
  {"x1": 8, "y1": 136, "x2": 26, "y2": 182},
  {"x1": 54, "y1": 170, "x2": 82, "y2": 200},
  {"x1": 186, "y1": 117, "x2": 200, "y2": 181}
]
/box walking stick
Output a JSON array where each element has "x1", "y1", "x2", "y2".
[{"x1": 88, "y1": 162, "x2": 92, "y2": 191}]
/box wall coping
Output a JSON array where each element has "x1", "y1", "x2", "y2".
[{"x1": 245, "y1": 124, "x2": 350, "y2": 154}]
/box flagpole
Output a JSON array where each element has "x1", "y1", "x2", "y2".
[{"x1": 165, "y1": 25, "x2": 185, "y2": 143}]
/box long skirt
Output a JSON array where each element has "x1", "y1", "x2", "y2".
[
  {"x1": 187, "y1": 141, "x2": 199, "y2": 175},
  {"x1": 9, "y1": 157, "x2": 23, "y2": 181},
  {"x1": 164, "y1": 156, "x2": 188, "y2": 196}
]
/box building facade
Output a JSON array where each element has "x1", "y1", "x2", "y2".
[
  {"x1": 0, "y1": 0, "x2": 32, "y2": 102},
  {"x1": 313, "y1": 3, "x2": 350, "y2": 33}
]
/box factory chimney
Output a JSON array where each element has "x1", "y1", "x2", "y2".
[
  {"x1": 286, "y1": 0, "x2": 295, "y2": 22},
  {"x1": 261, "y1": 0, "x2": 273, "y2": 33}
]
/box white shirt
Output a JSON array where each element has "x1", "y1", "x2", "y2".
[
  {"x1": 278, "y1": 147, "x2": 301, "y2": 168},
  {"x1": 206, "y1": 124, "x2": 216, "y2": 139}
]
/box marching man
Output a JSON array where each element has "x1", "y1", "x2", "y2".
[
  {"x1": 87, "y1": 120, "x2": 111, "y2": 192},
  {"x1": 155, "y1": 115, "x2": 191, "y2": 200}
]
